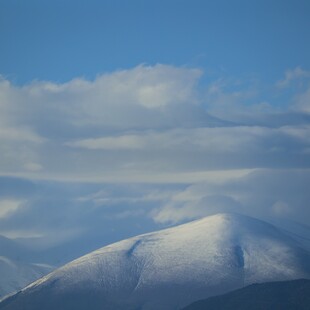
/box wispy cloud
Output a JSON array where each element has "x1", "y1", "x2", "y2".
[
  {"x1": 0, "y1": 199, "x2": 24, "y2": 219},
  {"x1": 276, "y1": 67, "x2": 310, "y2": 89}
]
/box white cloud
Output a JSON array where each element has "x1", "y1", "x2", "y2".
[
  {"x1": 293, "y1": 86, "x2": 310, "y2": 113},
  {"x1": 67, "y1": 125, "x2": 310, "y2": 153},
  {"x1": 0, "y1": 65, "x2": 310, "y2": 182},
  {"x1": 1, "y1": 65, "x2": 310, "y2": 248},
  {"x1": 151, "y1": 169, "x2": 310, "y2": 227},
  {"x1": 0, "y1": 199, "x2": 24, "y2": 218},
  {"x1": 0, "y1": 65, "x2": 208, "y2": 178},
  {"x1": 0, "y1": 127, "x2": 43, "y2": 143},
  {"x1": 59, "y1": 124, "x2": 310, "y2": 183},
  {"x1": 275, "y1": 67, "x2": 310, "y2": 115},
  {"x1": 0, "y1": 65, "x2": 204, "y2": 135},
  {"x1": 67, "y1": 134, "x2": 144, "y2": 150},
  {"x1": 276, "y1": 67, "x2": 310, "y2": 89},
  {"x1": 23, "y1": 162, "x2": 43, "y2": 172},
  {"x1": 281, "y1": 124, "x2": 310, "y2": 143}
]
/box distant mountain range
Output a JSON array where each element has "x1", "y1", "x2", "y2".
[
  {"x1": 0, "y1": 236, "x2": 53, "y2": 299},
  {"x1": 182, "y1": 278, "x2": 310, "y2": 310},
  {"x1": 1, "y1": 213, "x2": 309, "y2": 309}
]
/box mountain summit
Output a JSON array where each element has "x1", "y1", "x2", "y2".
[{"x1": 1, "y1": 213, "x2": 310, "y2": 310}]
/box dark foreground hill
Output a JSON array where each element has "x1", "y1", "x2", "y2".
[{"x1": 183, "y1": 278, "x2": 310, "y2": 310}]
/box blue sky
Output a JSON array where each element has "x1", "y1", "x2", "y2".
[
  {"x1": 0, "y1": 0, "x2": 310, "y2": 254},
  {"x1": 1, "y1": 0, "x2": 310, "y2": 84}
]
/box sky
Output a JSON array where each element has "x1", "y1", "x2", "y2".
[{"x1": 0, "y1": 0, "x2": 310, "y2": 254}]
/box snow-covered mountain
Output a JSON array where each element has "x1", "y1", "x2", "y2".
[
  {"x1": 0, "y1": 236, "x2": 53, "y2": 299},
  {"x1": 1, "y1": 213, "x2": 310, "y2": 310}
]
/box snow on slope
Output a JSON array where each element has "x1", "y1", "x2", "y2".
[
  {"x1": 0, "y1": 256, "x2": 53, "y2": 299},
  {"x1": 0, "y1": 236, "x2": 54, "y2": 299},
  {"x1": 1, "y1": 213, "x2": 310, "y2": 310}
]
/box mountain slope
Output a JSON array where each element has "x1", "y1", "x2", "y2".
[
  {"x1": 0, "y1": 236, "x2": 54, "y2": 299},
  {"x1": 182, "y1": 278, "x2": 310, "y2": 310},
  {"x1": 0, "y1": 257, "x2": 53, "y2": 299},
  {"x1": 1, "y1": 213, "x2": 310, "y2": 310}
]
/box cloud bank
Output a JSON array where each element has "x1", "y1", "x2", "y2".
[{"x1": 0, "y1": 64, "x2": 309, "y2": 247}]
